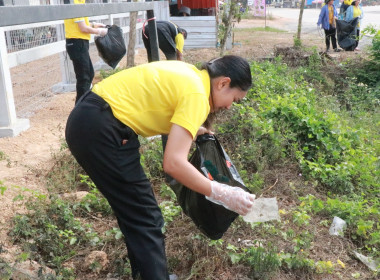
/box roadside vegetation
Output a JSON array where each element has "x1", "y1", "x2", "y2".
[{"x1": 1, "y1": 27, "x2": 379, "y2": 280}]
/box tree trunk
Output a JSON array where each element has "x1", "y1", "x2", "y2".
[
  {"x1": 127, "y1": 11, "x2": 137, "y2": 68},
  {"x1": 296, "y1": 0, "x2": 305, "y2": 46},
  {"x1": 220, "y1": 0, "x2": 237, "y2": 56}
]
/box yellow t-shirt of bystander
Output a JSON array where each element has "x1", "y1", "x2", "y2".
[
  {"x1": 353, "y1": 6, "x2": 362, "y2": 27},
  {"x1": 92, "y1": 61, "x2": 211, "y2": 138},
  {"x1": 64, "y1": 0, "x2": 91, "y2": 40},
  {"x1": 175, "y1": 33, "x2": 185, "y2": 53}
]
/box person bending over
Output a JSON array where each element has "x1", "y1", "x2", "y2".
[
  {"x1": 142, "y1": 20, "x2": 187, "y2": 62},
  {"x1": 65, "y1": 55, "x2": 256, "y2": 280}
]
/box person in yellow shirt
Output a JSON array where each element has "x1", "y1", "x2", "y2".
[
  {"x1": 65, "y1": 55, "x2": 255, "y2": 280},
  {"x1": 341, "y1": 0, "x2": 353, "y2": 10},
  {"x1": 142, "y1": 20, "x2": 187, "y2": 62},
  {"x1": 142, "y1": 20, "x2": 188, "y2": 183},
  {"x1": 64, "y1": 0, "x2": 108, "y2": 103},
  {"x1": 345, "y1": 0, "x2": 364, "y2": 50}
]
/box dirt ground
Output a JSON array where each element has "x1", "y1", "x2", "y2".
[{"x1": 0, "y1": 15, "x2": 366, "y2": 278}]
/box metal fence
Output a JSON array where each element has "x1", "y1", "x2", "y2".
[{"x1": 2, "y1": 1, "x2": 147, "y2": 118}]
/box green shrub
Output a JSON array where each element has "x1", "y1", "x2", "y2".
[
  {"x1": 10, "y1": 194, "x2": 102, "y2": 269},
  {"x1": 243, "y1": 245, "x2": 281, "y2": 280}
]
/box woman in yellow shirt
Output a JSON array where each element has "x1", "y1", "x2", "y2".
[
  {"x1": 65, "y1": 55, "x2": 255, "y2": 280},
  {"x1": 64, "y1": 0, "x2": 108, "y2": 103},
  {"x1": 345, "y1": 0, "x2": 364, "y2": 50}
]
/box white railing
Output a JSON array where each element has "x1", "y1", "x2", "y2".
[{"x1": 0, "y1": 1, "x2": 169, "y2": 137}]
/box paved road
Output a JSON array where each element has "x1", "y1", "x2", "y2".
[{"x1": 265, "y1": 5, "x2": 380, "y2": 48}]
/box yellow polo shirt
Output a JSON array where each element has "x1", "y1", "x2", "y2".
[
  {"x1": 92, "y1": 61, "x2": 211, "y2": 138},
  {"x1": 64, "y1": 0, "x2": 90, "y2": 40},
  {"x1": 175, "y1": 33, "x2": 185, "y2": 53},
  {"x1": 353, "y1": 6, "x2": 362, "y2": 27}
]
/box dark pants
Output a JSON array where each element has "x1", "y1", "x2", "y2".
[
  {"x1": 66, "y1": 39, "x2": 94, "y2": 103},
  {"x1": 324, "y1": 27, "x2": 337, "y2": 50},
  {"x1": 142, "y1": 31, "x2": 176, "y2": 62},
  {"x1": 355, "y1": 29, "x2": 360, "y2": 48},
  {"x1": 65, "y1": 92, "x2": 169, "y2": 280}
]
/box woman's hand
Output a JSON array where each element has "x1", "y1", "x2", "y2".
[
  {"x1": 97, "y1": 28, "x2": 108, "y2": 37},
  {"x1": 196, "y1": 126, "x2": 214, "y2": 137},
  {"x1": 207, "y1": 181, "x2": 255, "y2": 216},
  {"x1": 92, "y1": 22, "x2": 106, "y2": 28}
]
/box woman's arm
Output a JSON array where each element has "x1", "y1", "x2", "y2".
[
  {"x1": 77, "y1": 21, "x2": 107, "y2": 36},
  {"x1": 176, "y1": 49, "x2": 183, "y2": 61},
  {"x1": 317, "y1": 7, "x2": 326, "y2": 26},
  {"x1": 163, "y1": 124, "x2": 255, "y2": 215},
  {"x1": 163, "y1": 124, "x2": 211, "y2": 196}
]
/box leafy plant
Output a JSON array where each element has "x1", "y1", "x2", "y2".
[
  {"x1": 279, "y1": 252, "x2": 315, "y2": 272},
  {"x1": 0, "y1": 180, "x2": 6, "y2": 195},
  {"x1": 78, "y1": 174, "x2": 113, "y2": 215},
  {"x1": 99, "y1": 67, "x2": 123, "y2": 79},
  {"x1": 243, "y1": 244, "x2": 281, "y2": 280},
  {"x1": 159, "y1": 201, "x2": 182, "y2": 233},
  {"x1": 10, "y1": 194, "x2": 102, "y2": 269}
]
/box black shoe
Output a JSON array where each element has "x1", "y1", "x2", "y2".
[
  {"x1": 334, "y1": 48, "x2": 342, "y2": 52},
  {"x1": 325, "y1": 48, "x2": 330, "y2": 53}
]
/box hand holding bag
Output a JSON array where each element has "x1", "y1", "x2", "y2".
[
  {"x1": 95, "y1": 25, "x2": 126, "y2": 69},
  {"x1": 170, "y1": 134, "x2": 249, "y2": 240}
]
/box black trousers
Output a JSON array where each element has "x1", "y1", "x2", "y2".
[
  {"x1": 66, "y1": 39, "x2": 94, "y2": 103},
  {"x1": 65, "y1": 92, "x2": 169, "y2": 280},
  {"x1": 355, "y1": 29, "x2": 360, "y2": 48},
  {"x1": 324, "y1": 27, "x2": 337, "y2": 50},
  {"x1": 142, "y1": 30, "x2": 176, "y2": 62}
]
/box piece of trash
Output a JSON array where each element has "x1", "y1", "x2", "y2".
[
  {"x1": 329, "y1": 216, "x2": 347, "y2": 236},
  {"x1": 243, "y1": 197, "x2": 280, "y2": 223},
  {"x1": 353, "y1": 251, "x2": 379, "y2": 272},
  {"x1": 337, "y1": 259, "x2": 345, "y2": 268}
]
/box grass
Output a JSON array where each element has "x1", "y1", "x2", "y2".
[
  {"x1": 241, "y1": 11, "x2": 275, "y2": 21},
  {"x1": 2, "y1": 25, "x2": 379, "y2": 280},
  {"x1": 234, "y1": 26, "x2": 287, "y2": 33}
]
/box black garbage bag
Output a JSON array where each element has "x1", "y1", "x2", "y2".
[
  {"x1": 169, "y1": 134, "x2": 249, "y2": 240},
  {"x1": 95, "y1": 25, "x2": 126, "y2": 69},
  {"x1": 336, "y1": 18, "x2": 359, "y2": 51}
]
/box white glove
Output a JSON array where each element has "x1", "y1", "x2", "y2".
[
  {"x1": 206, "y1": 181, "x2": 255, "y2": 216},
  {"x1": 97, "y1": 28, "x2": 108, "y2": 37}
]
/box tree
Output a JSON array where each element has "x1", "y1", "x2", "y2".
[
  {"x1": 219, "y1": 0, "x2": 242, "y2": 55},
  {"x1": 295, "y1": 0, "x2": 306, "y2": 47},
  {"x1": 127, "y1": 11, "x2": 137, "y2": 68}
]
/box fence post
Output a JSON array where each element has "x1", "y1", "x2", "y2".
[{"x1": 0, "y1": 27, "x2": 29, "y2": 137}]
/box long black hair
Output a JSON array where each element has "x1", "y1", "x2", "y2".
[
  {"x1": 201, "y1": 55, "x2": 252, "y2": 129},
  {"x1": 177, "y1": 27, "x2": 188, "y2": 39},
  {"x1": 201, "y1": 55, "x2": 252, "y2": 91}
]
